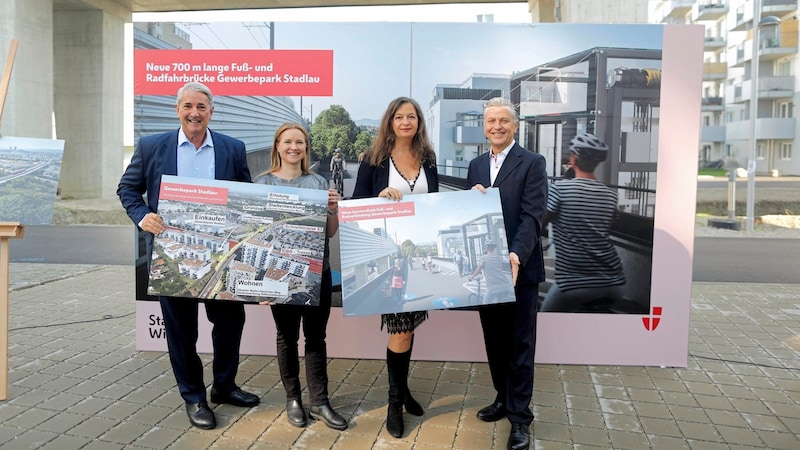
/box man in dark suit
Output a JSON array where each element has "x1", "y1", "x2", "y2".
[
  {"x1": 117, "y1": 82, "x2": 258, "y2": 429},
  {"x1": 466, "y1": 97, "x2": 547, "y2": 450}
]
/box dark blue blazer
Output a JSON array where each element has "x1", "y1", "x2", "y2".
[
  {"x1": 117, "y1": 129, "x2": 252, "y2": 227},
  {"x1": 466, "y1": 143, "x2": 547, "y2": 286}
]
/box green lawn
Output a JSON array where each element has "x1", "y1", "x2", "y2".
[{"x1": 698, "y1": 168, "x2": 728, "y2": 177}]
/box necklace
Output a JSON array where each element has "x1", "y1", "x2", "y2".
[{"x1": 390, "y1": 156, "x2": 421, "y2": 192}]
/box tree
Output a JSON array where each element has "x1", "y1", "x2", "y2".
[
  {"x1": 353, "y1": 130, "x2": 373, "y2": 160},
  {"x1": 399, "y1": 239, "x2": 416, "y2": 258},
  {"x1": 310, "y1": 105, "x2": 360, "y2": 160}
]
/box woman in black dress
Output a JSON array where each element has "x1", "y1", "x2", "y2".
[{"x1": 352, "y1": 97, "x2": 439, "y2": 438}]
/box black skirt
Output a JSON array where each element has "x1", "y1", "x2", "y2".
[{"x1": 381, "y1": 311, "x2": 428, "y2": 334}]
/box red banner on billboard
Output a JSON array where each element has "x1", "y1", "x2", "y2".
[
  {"x1": 339, "y1": 202, "x2": 416, "y2": 222},
  {"x1": 159, "y1": 181, "x2": 229, "y2": 205},
  {"x1": 134, "y1": 49, "x2": 333, "y2": 96}
]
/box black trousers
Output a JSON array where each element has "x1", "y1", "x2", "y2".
[
  {"x1": 159, "y1": 296, "x2": 246, "y2": 404},
  {"x1": 272, "y1": 270, "x2": 332, "y2": 406},
  {"x1": 478, "y1": 283, "x2": 538, "y2": 425}
]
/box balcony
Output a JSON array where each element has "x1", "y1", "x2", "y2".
[
  {"x1": 726, "y1": 117, "x2": 795, "y2": 141},
  {"x1": 731, "y1": 44, "x2": 751, "y2": 66},
  {"x1": 731, "y1": 8, "x2": 753, "y2": 31},
  {"x1": 731, "y1": 37, "x2": 798, "y2": 67},
  {"x1": 757, "y1": 75, "x2": 794, "y2": 98},
  {"x1": 703, "y1": 62, "x2": 727, "y2": 80},
  {"x1": 694, "y1": 2, "x2": 729, "y2": 21},
  {"x1": 733, "y1": 77, "x2": 791, "y2": 102},
  {"x1": 731, "y1": 84, "x2": 743, "y2": 103},
  {"x1": 704, "y1": 36, "x2": 726, "y2": 50},
  {"x1": 759, "y1": 36, "x2": 797, "y2": 61},
  {"x1": 734, "y1": 4, "x2": 798, "y2": 32},
  {"x1": 701, "y1": 96, "x2": 724, "y2": 111},
  {"x1": 701, "y1": 125, "x2": 726, "y2": 142},
  {"x1": 762, "y1": 0, "x2": 798, "y2": 16},
  {"x1": 654, "y1": 0, "x2": 695, "y2": 23}
]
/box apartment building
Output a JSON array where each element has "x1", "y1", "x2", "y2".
[
  {"x1": 530, "y1": 0, "x2": 798, "y2": 176},
  {"x1": 652, "y1": 0, "x2": 798, "y2": 175}
]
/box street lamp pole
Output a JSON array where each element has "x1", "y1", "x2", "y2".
[
  {"x1": 745, "y1": 9, "x2": 783, "y2": 233},
  {"x1": 745, "y1": 0, "x2": 761, "y2": 234}
]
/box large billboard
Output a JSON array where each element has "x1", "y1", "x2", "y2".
[{"x1": 132, "y1": 21, "x2": 702, "y2": 367}]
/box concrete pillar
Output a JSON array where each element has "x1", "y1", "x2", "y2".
[
  {"x1": 0, "y1": 0, "x2": 54, "y2": 139},
  {"x1": 53, "y1": 8, "x2": 128, "y2": 199},
  {"x1": 528, "y1": 0, "x2": 557, "y2": 23}
]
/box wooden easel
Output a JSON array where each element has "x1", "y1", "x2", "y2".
[
  {"x1": 0, "y1": 39, "x2": 24, "y2": 401},
  {"x1": 0, "y1": 39, "x2": 17, "y2": 135},
  {"x1": 0, "y1": 223, "x2": 23, "y2": 401}
]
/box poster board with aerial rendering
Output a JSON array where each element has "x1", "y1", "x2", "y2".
[
  {"x1": 0, "y1": 136, "x2": 64, "y2": 225},
  {"x1": 149, "y1": 175, "x2": 328, "y2": 305}
]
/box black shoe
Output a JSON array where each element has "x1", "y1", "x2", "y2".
[
  {"x1": 386, "y1": 402, "x2": 404, "y2": 438},
  {"x1": 186, "y1": 401, "x2": 216, "y2": 429},
  {"x1": 309, "y1": 402, "x2": 348, "y2": 430},
  {"x1": 286, "y1": 399, "x2": 307, "y2": 428},
  {"x1": 508, "y1": 423, "x2": 530, "y2": 450},
  {"x1": 477, "y1": 401, "x2": 506, "y2": 422},
  {"x1": 210, "y1": 387, "x2": 260, "y2": 407}
]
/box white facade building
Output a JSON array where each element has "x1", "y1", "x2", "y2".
[
  {"x1": 654, "y1": 0, "x2": 798, "y2": 175},
  {"x1": 426, "y1": 74, "x2": 510, "y2": 177},
  {"x1": 531, "y1": 0, "x2": 798, "y2": 176}
]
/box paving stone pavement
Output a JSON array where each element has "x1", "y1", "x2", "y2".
[{"x1": 2, "y1": 264, "x2": 799, "y2": 449}]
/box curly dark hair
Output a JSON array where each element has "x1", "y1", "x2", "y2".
[{"x1": 364, "y1": 97, "x2": 436, "y2": 168}]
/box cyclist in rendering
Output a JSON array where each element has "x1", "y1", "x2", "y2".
[
  {"x1": 540, "y1": 132, "x2": 626, "y2": 312},
  {"x1": 330, "y1": 148, "x2": 345, "y2": 195}
]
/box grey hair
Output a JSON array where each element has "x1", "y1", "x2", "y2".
[
  {"x1": 176, "y1": 82, "x2": 214, "y2": 108},
  {"x1": 484, "y1": 97, "x2": 517, "y2": 122}
]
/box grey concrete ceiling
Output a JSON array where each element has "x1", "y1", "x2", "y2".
[{"x1": 54, "y1": 0, "x2": 521, "y2": 14}]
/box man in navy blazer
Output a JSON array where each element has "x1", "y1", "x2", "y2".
[
  {"x1": 117, "y1": 82, "x2": 258, "y2": 430},
  {"x1": 466, "y1": 97, "x2": 547, "y2": 450}
]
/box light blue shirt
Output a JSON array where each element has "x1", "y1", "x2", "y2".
[{"x1": 177, "y1": 128, "x2": 215, "y2": 179}]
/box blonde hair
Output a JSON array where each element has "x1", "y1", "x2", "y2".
[{"x1": 261, "y1": 122, "x2": 311, "y2": 176}]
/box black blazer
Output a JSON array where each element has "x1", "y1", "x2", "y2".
[
  {"x1": 466, "y1": 143, "x2": 547, "y2": 286},
  {"x1": 352, "y1": 157, "x2": 439, "y2": 199}
]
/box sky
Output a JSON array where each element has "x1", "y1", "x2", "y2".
[
  {"x1": 125, "y1": 3, "x2": 664, "y2": 145},
  {"x1": 0, "y1": 136, "x2": 65, "y2": 151}
]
